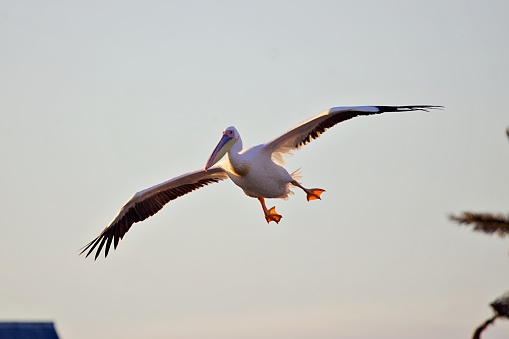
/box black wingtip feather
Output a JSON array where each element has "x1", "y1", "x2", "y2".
[
  {"x1": 375, "y1": 105, "x2": 443, "y2": 113},
  {"x1": 296, "y1": 105, "x2": 442, "y2": 148},
  {"x1": 95, "y1": 236, "x2": 108, "y2": 260},
  {"x1": 105, "y1": 232, "x2": 114, "y2": 258},
  {"x1": 114, "y1": 224, "x2": 120, "y2": 250},
  {"x1": 83, "y1": 238, "x2": 101, "y2": 258},
  {"x1": 80, "y1": 174, "x2": 227, "y2": 260}
]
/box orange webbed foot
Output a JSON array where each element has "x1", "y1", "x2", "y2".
[
  {"x1": 290, "y1": 180, "x2": 325, "y2": 202},
  {"x1": 306, "y1": 188, "x2": 325, "y2": 202},
  {"x1": 258, "y1": 197, "x2": 283, "y2": 224},
  {"x1": 264, "y1": 206, "x2": 283, "y2": 224}
]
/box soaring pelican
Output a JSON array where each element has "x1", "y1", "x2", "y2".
[{"x1": 81, "y1": 105, "x2": 440, "y2": 259}]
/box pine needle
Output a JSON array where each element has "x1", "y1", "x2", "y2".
[
  {"x1": 491, "y1": 291, "x2": 509, "y2": 318},
  {"x1": 450, "y1": 212, "x2": 509, "y2": 238}
]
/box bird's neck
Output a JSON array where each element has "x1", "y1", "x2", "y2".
[{"x1": 227, "y1": 137, "x2": 249, "y2": 176}]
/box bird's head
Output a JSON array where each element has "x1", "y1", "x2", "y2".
[{"x1": 205, "y1": 126, "x2": 240, "y2": 170}]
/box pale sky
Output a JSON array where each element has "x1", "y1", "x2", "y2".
[{"x1": 1, "y1": 1, "x2": 509, "y2": 338}]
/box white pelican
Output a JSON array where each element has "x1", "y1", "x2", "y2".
[{"x1": 81, "y1": 105, "x2": 441, "y2": 259}]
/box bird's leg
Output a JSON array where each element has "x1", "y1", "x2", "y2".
[
  {"x1": 257, "y1": 197, "x2": 282, "y2": 224},
  {"x1": 291, "y1": 180, "x2": 325, "y2": 202}
]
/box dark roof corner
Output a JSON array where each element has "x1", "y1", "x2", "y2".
[{"x1": 0, "y1": 322, "x2": 60, "y2": 339}]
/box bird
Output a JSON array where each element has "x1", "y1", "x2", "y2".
[{"x1": 81, "y1": 105, "x2": 441, "y2": 259}]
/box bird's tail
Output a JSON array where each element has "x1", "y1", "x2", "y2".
[{"x1": 290, "y1": 168, "x2": 302, "y2": 181}]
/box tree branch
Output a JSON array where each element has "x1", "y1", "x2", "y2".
[{"x1": 450, "y1": 212, "x2": 509, "y2": 238}]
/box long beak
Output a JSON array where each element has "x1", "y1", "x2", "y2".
[{"x1": 205, "y1": 134, "x2": 233, "y2": 170}]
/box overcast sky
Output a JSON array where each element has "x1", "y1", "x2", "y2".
[{"x1": 1, "y1": 1, "x2": 509, "y2": 338}]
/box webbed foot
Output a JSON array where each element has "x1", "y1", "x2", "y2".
[
  {"x1": 291, "y1": 180, "x2": 326, "y2": 202},
  {"x1": 264, "y1": 206, "x2": 283, "y2": 224},
  {"x1": 305, "y1": 188, "x2": 325, "y2": 201},
  {"x1": 258, "y1": 197, "x2": 283, "y2": 224}
]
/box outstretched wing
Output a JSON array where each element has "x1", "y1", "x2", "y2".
[
  {"x1": 264, "y1": 105, "x2": 442, "y2": 164},
  {"x1": 80, "y1": 167, "x2": 229, "y2": 260}
]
